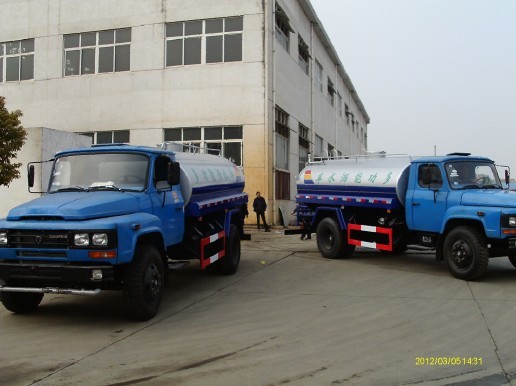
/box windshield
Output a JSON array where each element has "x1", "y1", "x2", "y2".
[
  {"x1": 445, "y1": 161, "x2": 502, "y2": 190},
  {"x1": 49, "y1": 153, "x2": 149, "y2": 193}
]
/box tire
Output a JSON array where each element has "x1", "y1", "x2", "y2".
[
  {"x1": 443, "y1": 226, "x2": 489, "y2": 280},
  {"x1": 123, "y1": 245, "x2": 165, "y2": 321},
  {"x1": 0, "y1": 291, "x2": 43, "y2": 314},
  {"x1": 213, "y1": 224, "x2": 241, "y2": 275},
  {"x1": 316, "y1": 218, "x2": 355, "y2": 259}
]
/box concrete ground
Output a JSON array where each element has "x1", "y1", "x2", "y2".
[{"x1": 2, "y1": 228, "x2": 516, "y2": 386}]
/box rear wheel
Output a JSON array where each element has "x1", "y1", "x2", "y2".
[
  {"x1": 444, "y1": 226, "x2": 489, "y2": 280},
  {"x1": 123, "y1": 245, "x2": 165, "y2": 321},
  {"x1": 316, "y1": 218, "x2": 355, "y2": 259},
  {"x1": 212, "y1": 224, "x2": 241, "y2": 275},
  {"x1": 0, "y1": 291, "x2": 44, "y2": 314}
]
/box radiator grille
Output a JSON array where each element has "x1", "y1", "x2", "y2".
[{"x1": 8, "y1": 230, "x2": 69, "y2": 249}]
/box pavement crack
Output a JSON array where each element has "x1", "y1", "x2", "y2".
[{"x1": 467, "y1": 282, "x2": 509, "y2": 383}]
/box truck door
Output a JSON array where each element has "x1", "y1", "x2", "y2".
[
  {"x1": 151, "y1": 156, "x2": 184, "y2": 245},
  {"x1": 410, "y1": 164, "x2": 448, "y2": 232}
]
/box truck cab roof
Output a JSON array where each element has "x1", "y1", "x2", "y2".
[
  {"x1": 411, "y1": 154, "x2": 494, "y2": 164},
  {"x1": 55, "y1": 143, "x2": 175, "y2": 158}
]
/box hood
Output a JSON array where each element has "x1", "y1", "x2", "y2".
[
  {"x1": 7, "y1": 192, "x2": 140, "y2": 221},
  {"x1": 460, "y1": 190, "x2": 516, "y2": 209}
]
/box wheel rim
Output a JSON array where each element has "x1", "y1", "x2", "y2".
[
  {"x1": 323, "y1": 229, "x2": 335, "y2": 250},
  {"x1": 143, "y1": 263, "x2": 162, "y2": 303},
  {"x1": 450, "y1": 239, "x2": 473, "y2": 270}
]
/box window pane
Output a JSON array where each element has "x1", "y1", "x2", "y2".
[
  {"x1": 116, "y1": 28, "x2": 131, "y2": 43},
  {"x1": 205, "y1": 127, "x2": 222, "y2": 140},
  {"x1": 166, "y1": 39, "x2": 183, "y2": 66},
  {"x1": 0, "y1": 44, "x2": 4, "y2": 56},
  {"x1": 206, "y1": 142, "x2": 222, "y2": 156},
  {"x1": 224, "y1": 142, "x2": 242, "y2": 166},
  {"x1": 99, "y1": 46, "x2": 114, "y2": 72},
  {"x1": 96, "y1": 132, "x2": 113, "y2": 144},
  {"x1": 206, "y1": 35, "x2": 223, "y2": 63},
  {"x1": 184, "y1": 37, "x2": 201, "y2": 65},
  {"x1": 183, "y1": 128, "x2": 201, "y2": 140},
  {"x1": 20, "y1": 54, "x2": 34, "y2": 80},
  {"x1": 99, "y1": 30, "x2": 114, "y2": 45},
  {"x1": 275, "y1": 133, "x2": 288, "y2": 169},
  {"x1": 225, "y1": 16, "x2": 243, "y2": 32},
  {"x1": 65, "y1": 50, "x2": 80, "y2": 76},
  {"x1": 115, "y1": 45, "x2": 130, "y2": 71},
  {"x1": 224, "y1": 126, "x2": 242, "y2": 139},
  {"x1": 6, "y1": 56, "x2": 19, "y2": 81},
  {"x1": 166, "y1": 22, "x2": 183, "y2": 37},
  {"x1": 81, "y1": 32, "x2": 96, "y2": 47},
  {"x1": 185, "y1": 20, "x2": 202, "y2": 35},
  {"x1": 7, "y1": 41, "x2": 20, "y2": 55},
  {"x1": 64, "y1": 34, "x2": 80, "y2": 48},
  {"x1": 78, "y1": 132, "x2": 94, "y2": 143},
  {"x1": 113, "y1": 130, "x2": 130, "y2": 143},
  {"x1": 81, "y1": 48, "x2": 95, "y2": 74},
  {"x1": 224, "y1": 34, "x2": 242, "y2": 62},
  {"x1": 206, "y1": 18, "x2": 223, "y2": 33},
  {"x1": 0, "y1": 60, "x2": 3, "y2": 82},
  {"x1": 21, "y1": 39, "x2": 34, "y2": 53},
  {"x1": 164, "y1": 128, "x2": 181, "y2": 141}
]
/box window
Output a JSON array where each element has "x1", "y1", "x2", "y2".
[
  {"x1": 166, "y1": 17, "x2": 243, "y2": 67},
  {"x1": 0, "y1": 39, "x2": 34, "y2": 82},
  {"x1": 328, "y1": 143, "x2": 334, "y2": 157},
  {"x1": 78, "y1": 130, "x2": 130, "y2": 144},
  {"x1": 275, "y1": 106, "x2": 289, "y2": 170},
  {"x1": 64, "y1": 29, "x2": 131, "y2": 76},
  {"x1": 315, "y1": 60, "x2": 323, "y2": 92},
  {"x1": 327, "y1": 78, "x2": 335, "y2": 106},
  {"x1": 163, "y1": 126, "x2": 243, "y2": 166},
  {"x1": 315, "y1": 135, "x2": 323, "y2": 157},
  {"x1": 275, "y1": 3, "x2": 292, "y2": 51},
  {"x1": 418, "y1": 164, "x2": 443, "y2": 188},
  {"x1": 298, "y1": 35, "x2": 309, "y2": 75},
  {"x1": 345, "y1": 104, "x2": 350, "y2": 125},
  {"x1": 337, "y1": 93, "x2": 343, "y2": 116},
  {"x1": 275, "y1": 170, "x2": 290, "y2": 200},
  {"x1": 298, "y1": 123, "x2": 310, "y2": 172}
]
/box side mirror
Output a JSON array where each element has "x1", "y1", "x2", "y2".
[
  {"x1": 28, "y1": 164, "x2": 35, "y2": 188},
  {"x1": 167, "y1": 162, "x2": 180, "y2": 186},
  {"x1": 505, "y1": 169, "x2": 510, "y2": 186}
]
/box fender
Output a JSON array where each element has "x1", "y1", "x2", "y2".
[{"x1": 312, "y1": 206, "x2": 347, "y2": 230}]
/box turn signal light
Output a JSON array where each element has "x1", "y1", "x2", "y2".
[{"x1": 88, "y1": 251, "x2": 117, "y2": 259}]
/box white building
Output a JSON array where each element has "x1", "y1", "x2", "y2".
[{"x1": 0, "y1": 0, "x2": 369, "y2": 224}]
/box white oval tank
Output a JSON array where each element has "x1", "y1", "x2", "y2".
[
  {"x1": 174, "y1": 152, "x2": 245, "y2": 205},
  {"x1": 298, "y1": 156, "x2": 411, "y2": 206}
]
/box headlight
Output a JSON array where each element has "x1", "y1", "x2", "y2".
[
  {"x1": 509, "y1": 217, "x2": 516, "y2": 226},
  {"x1": 0, "y1": 232, "x2": 7, "y2": 245},
  {"x1": 92, "y1": 233, "x2": 108, "y2": 246},
  {"x1": 74, "y1": 233, "x2": 90, "y2": 246}
]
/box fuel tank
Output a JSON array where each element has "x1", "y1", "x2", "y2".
[
  {"x1": 297, "y1": 156, "x2": 411, "y2": 206},
  {"x1": 174, "y1": 152, "x2": 245, "y2": 205}
]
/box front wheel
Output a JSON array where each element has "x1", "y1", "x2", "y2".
[
  {"x1": 443, "y1": 226, "x2": 489, "y2": 280},
  {"x1": 0, "y1": 291, "x2": 44, "y2": 314},
  {"x1": 316, "y1": 218, "x2": 355, "y2": 259},
  {"x1": 123, "y1": 245, "x2": 165, "y2": 321}
]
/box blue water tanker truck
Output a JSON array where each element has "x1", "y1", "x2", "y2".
[
  {"x1": 290, "y1": 153, "x2": 516, "y2": 280},
  {"x1": 0, "y1": 143, "x2": 248, "y2": 320}
]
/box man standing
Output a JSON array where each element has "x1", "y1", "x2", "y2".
[{"x1": 253, "y1": 191, "x2": 270, "y2": 232}]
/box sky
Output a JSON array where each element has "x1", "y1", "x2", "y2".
[{"x1": 309, "y1": 0, "x2": 516, "y2": 169}]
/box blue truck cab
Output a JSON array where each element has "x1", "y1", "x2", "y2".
[
  {"x1": 292, "y1": 153, "x2": 516, "y2": 280},
  {"x1": 0, "y1": 143, "x2": 248, "y2": 320}
]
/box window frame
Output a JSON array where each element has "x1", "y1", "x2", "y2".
[{"x1": 0, "y1": 39, "x2": 35, "y2": 82}]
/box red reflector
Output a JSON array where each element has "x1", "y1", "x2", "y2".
[
  {"x1": 502, "y1": 229, "x2": 516, "y2": 235},
  {"x1": 89, "y1": 251, "x2": 117, "y2": 259}
]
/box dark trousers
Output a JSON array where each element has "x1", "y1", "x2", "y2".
[{"x1": 256, "y1": 212, "x2": 269, "y2": 230}]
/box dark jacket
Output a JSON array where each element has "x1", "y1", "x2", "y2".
[{"x1": 253, "y1": 196, "x2": 267, "y2": 213}]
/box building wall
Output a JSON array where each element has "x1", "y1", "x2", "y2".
[{"x1": 0, "y1": 0, "x2": 369, "y2": 226}]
